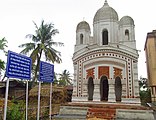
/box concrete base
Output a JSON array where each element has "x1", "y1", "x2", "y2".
[
  {"x1": 116, "y1": 109, "x2": 155, "y2": 120},
  {"x1": 53, "y1": 106, "x2": 88, "y2": 120},
  {"x1": 53, "y1": 101, "x2": 154, "y2": 120}
]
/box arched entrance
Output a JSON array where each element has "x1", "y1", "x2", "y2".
[
  {"x1": 100, "y1": 76, "x2": 109, "y2": 101},
  {"x1": 115, "y1": 76, "x2": 122, "y2": 102},
  {"x1": 88, "y1": 77, "x2": 94, "y2": 101}
]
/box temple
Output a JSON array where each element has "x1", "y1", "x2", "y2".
[{"x1": 72, "y1": 1, "x2": 140, "y2": 103}]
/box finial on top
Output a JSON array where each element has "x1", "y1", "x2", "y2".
[{"x1": 104, "y1": 0, "x2": 109, "y2": 6}]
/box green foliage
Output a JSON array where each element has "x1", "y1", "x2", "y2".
[
  {"x1": 0, "y1": 37, "x2": 8, "y2": 53},
  {"x1": 0, "y1": 59, "x2": 5, "y2": 70},
  {"x1": 6, "y1": 103, "x2": 25, "y2": 120},
  {"x1": 140, "y1": 89, "x2": 151, "y2": 105},
  {"x1": 0, "y1": 37, "x2": 8, "y2": 71},
  {"x1": 58, "y1": 69, "x2": 72, "y2": 86},
  {"x1": 59, "y1": 79, "x2": 67, "y2": 86}
]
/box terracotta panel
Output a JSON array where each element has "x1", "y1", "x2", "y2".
[
  {"x1": 98, "y1": 66, "x2": 109, "y2": 79},
  {"x1": 86, "y1": 68, "x2": 95, "y2": 79}
]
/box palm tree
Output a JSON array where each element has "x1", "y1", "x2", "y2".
[
  {"x1": 19, "y1": 20, "x2": 64, "y2": 85},
  {"x1": 0, "y1": 37, "x2": 7, "y2": 71},
  {"x1": 0, "y1": 37, "x2": 8, "y2": 53},
  {"x1": 0, "y1": 37, "x2": 8, "y2": 81},
  {"x1": 59, "y1": 70, "x2": 72, "y2": 86}
]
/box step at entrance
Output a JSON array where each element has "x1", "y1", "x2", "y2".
[
  {"x1": 53, "y1": 106, "x2": 88, "y2": 120},
  {"x1": 87, "y1": 108, "x2": 116, "y2": 120}
]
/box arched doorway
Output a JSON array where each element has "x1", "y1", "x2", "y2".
[
  {"x1": 88, "y1": 77, "x2": 94, "y2": 101},
  {"x1": 115, "y1": 76, "x2": 122, "y2": 102},
  {"x1": 100, "y1": 76, "x2": 109, "y2": 101}
]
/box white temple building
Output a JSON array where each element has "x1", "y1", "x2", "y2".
[{"x1": 72, "y1": 1, "x2": 140, "y2": 103}]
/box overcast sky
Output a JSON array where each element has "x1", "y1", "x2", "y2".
[{"x1": 0, "y1": 0, "x2": 156, "y2": 78}]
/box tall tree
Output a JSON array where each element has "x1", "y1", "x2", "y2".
[
  {"x1": 0, "y1": 37, "x2": 8, "y2": 53},
  {"x1": 19, "y1": 20, "x2": 63, "y2": 85},
  {"x1": 0, "y1": 37, "x2": 8, "y2": 70},
  {"x1": 0, "y1": 37, "x2": 8, "y2": 80},
  {"x1": 59, "y1": 70, "x2": 72, "y2": 86}
]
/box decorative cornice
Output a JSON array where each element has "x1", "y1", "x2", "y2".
[{"x1": 73, "y1": 49, "x2": 138, "y2": 62}]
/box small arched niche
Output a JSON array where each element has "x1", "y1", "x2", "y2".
[
  {"x1": 125, "y1": 29, "x2": 129, "y2": 41},
  {"x1": 102, "y1": 29, "x2": 108, "y2": 45},
  {"x1": 80, "y1": 34, "x2": 83, "y2": 44}
]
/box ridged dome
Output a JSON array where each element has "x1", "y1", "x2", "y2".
[
  {"x1": 119, "y1": 16, "x2": 134, "y2": 26},
  {"x1": 93, "y1": 2, "x2": 118, "y2": 23},
  {"x1": 76, "y1": 21, "x2": 90, "y2": 32}
]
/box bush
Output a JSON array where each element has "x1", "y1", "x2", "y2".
[
  {"x1": 6, "y1": 103, "x2": 25, "y2": 120},
  {"x1": 140, "y1": 89, "x2": 151, "y2": 105}
]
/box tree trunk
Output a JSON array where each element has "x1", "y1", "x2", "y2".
[{"x1": 31, "y1": 50, "x2": 43, "y2": 88}]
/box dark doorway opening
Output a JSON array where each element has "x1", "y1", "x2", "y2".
[
  {"x1": 115, "y1": 76, "x2": 122, "y2": 102},
  {"x1": 88, "y1": 77, "x2": 94, "y2": 101},
  {"x1": 102, "y1": 29, "x2": 108, "y2": 45},
  {"x1": 100, "y1": 76, "x2": 109, "y2": 101}
]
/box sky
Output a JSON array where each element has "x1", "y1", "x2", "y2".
[{"x1": 0, "y1": 0, "x2": 156, "y2": 79}]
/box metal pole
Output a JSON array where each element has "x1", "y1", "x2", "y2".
[
  {"x1": 26, "y1": 80, "x2": 28, "y2": 120},
  {"x1": 3, "y1": 78, "x2": 9, "y2": 120},
  {"x1": 49, "y1": 82, "x2": 52, "y2": 119},
  {"x1": 37, "y1": 82, "x2": 41, "y2": 120}
]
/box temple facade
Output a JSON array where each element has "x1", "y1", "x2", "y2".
[{"x1": 72, "y1": 1, "x2": 140, "y2": 102}]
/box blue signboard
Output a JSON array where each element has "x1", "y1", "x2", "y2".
[
  {"x1": 39, "y1": 61, "x2": 54, "y2": 83},
  {"x1": 6, "y1": 50, "x2": 32, "y2": 80}
]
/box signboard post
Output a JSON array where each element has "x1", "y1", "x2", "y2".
[
  {"x1": 49, "y1": 82, "x2": 52, "y2": 120},
  {"x1": 3, "y1": 78, "x2": 9, "y2": 120},
  {"x1": 37, "y1": 81, "x2": 41, "y2": 120},
  {"x1": 26, "y1": 80, "x2": 29, "y2": 120},
  {"x1": 4, "y1": 50, "x2": 32, "y2": 120},
  {"x1": 37, "y1": 61, "x2": 54, "y2": 120}
]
